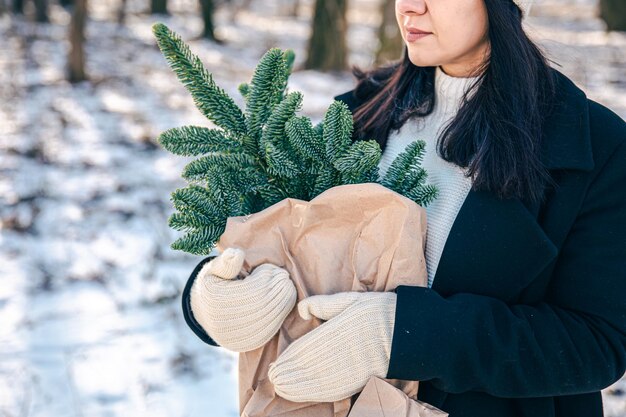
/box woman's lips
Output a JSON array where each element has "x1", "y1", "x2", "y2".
[{"x1": 405, "y1": 27, "x2": 432, "y2": 42}]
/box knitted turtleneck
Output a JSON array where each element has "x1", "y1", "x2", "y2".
[{"x1": 378, "y1": 66, "x2": 480, "y2": 288}]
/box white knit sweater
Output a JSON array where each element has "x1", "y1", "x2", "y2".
[{"x1": 378, "y1": 66, "x2": 480, "y2": 288}]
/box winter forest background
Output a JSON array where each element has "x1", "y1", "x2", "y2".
[{"x1": 1, "y1": 0, "x2": 625, "y2": 416}]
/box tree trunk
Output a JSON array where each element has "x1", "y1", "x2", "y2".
[
  {"x1": 34, "y1": 0, "x2": 49, "y2": 22},
  {"x1": 117, "y1": 0, "x2": 127, "y2": 24},
  {"x1": 12, "y1": 0, "x2": 24, "y2": 14},
  {"x1": 375, "y1": 0, "x2": 402, "y2": 65},
  {"x1": 304, "y1": 0, "x2": 348, "y2": 72},
  {"x1": 67, "y1": 0, "x2": 87, "y2": 83},
  {"x1": 199, "y1": 0, "x2": 219, "y2": 42},
  {"x1": 287, "y1": 0, "x2": 300, "y2": 17},
  {"x1": 151, "y1": 0, "x2": 168, "y2": 14},
  {"x1": 599, "y1": 0, "x2": 626, "y2": 31}
]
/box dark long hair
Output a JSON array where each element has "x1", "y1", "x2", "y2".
[{"x1": 350, "y1": 0, "x2": 557, "y2": 206}]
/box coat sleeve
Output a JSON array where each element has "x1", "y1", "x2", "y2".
[
  {"x1": 181, "y1": 255, "x2": 220, "y2": 347},
  {"x1": 386, "y1": 138, "x2": 626, "y2": 398}
]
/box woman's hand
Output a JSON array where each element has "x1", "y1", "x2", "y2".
[
  {"x1": 189, "y1": 247, "x2": 297, "y2": 353},
  {"x1": 268, "y1": 291, "x2": 397, "y2": 403}
]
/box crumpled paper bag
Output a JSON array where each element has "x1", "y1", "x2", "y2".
[
  {"x1": 215, "y1": 183, "x2": 432, "y2": 417},
  {"x1": 348, "y1": 377, "x2": 448, "y2": 417}
]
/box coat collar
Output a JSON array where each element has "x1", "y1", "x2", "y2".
[{"x1": 333, "y1": 67, "x2": 595, "y2": 173}]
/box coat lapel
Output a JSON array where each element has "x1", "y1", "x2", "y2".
[
  {"x1": 430, "y1": 69, "x2": 594, "y2": 300},
  {"x1": 430, "y1": 190, "x2": 558, "y2": 300}
]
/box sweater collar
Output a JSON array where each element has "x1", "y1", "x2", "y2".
[{"x1": 433, "y1": 66, "x2": 480, "y2": 115}]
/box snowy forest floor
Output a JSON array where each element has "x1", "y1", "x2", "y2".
[{"x1": 0, "y1": 0, "x2": 625, "y2": 416}]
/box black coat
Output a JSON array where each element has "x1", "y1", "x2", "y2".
[{"x1": 181, "y1": 68, "x2": 626, "y2": 417}]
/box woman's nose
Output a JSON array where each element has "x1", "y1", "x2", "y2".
[{"x1": 396, "y1": 0, "x2": 427, "y2": 16}]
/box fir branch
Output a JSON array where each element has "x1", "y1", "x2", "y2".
[
  {"x1": 280, "y1": 174, "x2": 313, "y2": 201},
  {"x1": 333, "y1": 140, "x2": 382, "y2": 176},
  {"x1": 398, "y1": 167, "x2": 428, "y2": 194},
  {"x1": 152, "y1": 23, "x2": 247, "y2": 136},
  {"x1": 182, "y1": 153, "x2": 258, "y2": 182},
  {"x1": 323, "y1": 101, "x2": 354, "y2": 164},
  {"x1": 285, "y1": 116, "x2": 326, "y2": 162},
  {"x1": 260, "y1": 91, "x2": 304, "y2": 177},
  {"x1": 170, "y1": 185, "x2": 224, "y2": 224},
  {"x1": 257, "y1": 183, "x2": 289, "y2": 207},
  {"x1": 311, "y1": 167, "x2": 341, "y2": 199},
  {"x1": 283, "y1": 49, "x2": 295, "y2": 77},
  {"x1": 381, "y1": 140, "x2": 427, "y2": 191},
  {"x1": 170, "y1": 225, "x2": 224, "y2": 255},
  {"x1": 157, "y1": 125, "x2": 242, "y2": 156},
  {"x1": 238, "y1": 82, "x2": 250, "y2": 102},
  {"x1": 211, "y1": 164, "x2": 268, "y2": 195},
  {"x1": 211, "y1": 172, "x2": 247, "y2": 217},
  {"x1": 410, "y1": 183, "x2": 440, "y2": 207},
  {"x1": 263, "y1": 142, "x2": 301, "y2": 178},
  {"x1": 168, "y1": 210, "x2": 217, "y2": 232},
  {"x1": 245, "y1": 48, "x2": 290, "y2": 151}
]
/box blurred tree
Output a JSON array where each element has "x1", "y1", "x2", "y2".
[
  {"x1": 199, "y1": 0, "x2": 220, "y2": 42},
  {"x1": 67, "y1": 0, "x2": 87, "y2": 82},
  {"x1": 305, "y1": 0, "x2": 348, "y2": 71},
  {"x1": 117, "y1": 0, "x2": 127, "y2": 24},
  {"x1": 151, "y1": 0, "x2": 168, "y2": 14},
  {"x1": 287, "y1": 0, "x2": 300, "y2": 17},
  {"x1": 375, "y1": 0, "x2": 402, "y2": 65},
  {"x1": 599, "y1": 0, "x2": 626, "y2": 31},
  {"x1": 12, "y1": 0, "x2": 24, "y2": 14},
  {"x1": 34, "y1": 0, "x2": 48, "y2": 21},
  {"x1": 59, "y1": 0, "x2": 73, "y2": 6}
]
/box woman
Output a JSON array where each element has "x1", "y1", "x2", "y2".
[{"x1": 182, "y1": 0, "x2": 626, "y2": 416}]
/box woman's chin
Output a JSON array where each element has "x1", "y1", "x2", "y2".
[{"x1": 407, "y1": 55, "x2": 440, "y2": 68}]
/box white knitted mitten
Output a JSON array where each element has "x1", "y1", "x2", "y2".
[
  {"x1": 268, "y1": 291, "x2": 397, "y2": 403},
  {"x1": 189, "y1": 248, "x2": 297, "y2": 353}
]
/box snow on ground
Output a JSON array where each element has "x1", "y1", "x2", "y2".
[{"x1": 0, "y1": 0, "x2": 624, "y2": 416}]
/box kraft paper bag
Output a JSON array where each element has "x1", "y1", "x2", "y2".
[
  {"x1": 347, "y1": 377, "x2": 449, "y2": 417},
  {"x1": 216, "y1": 182, "x2": 431, "y2": 417}
]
